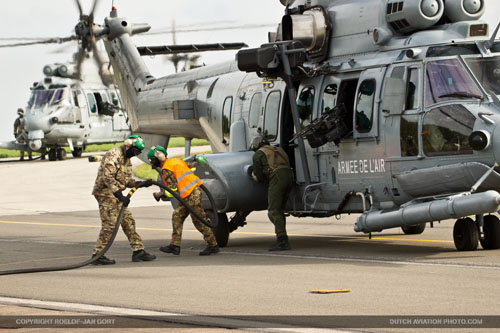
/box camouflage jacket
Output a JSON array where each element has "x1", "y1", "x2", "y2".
[
  {"x1": 92, "y1": 145, "x2": 136, "y2": 197},
  {"x1": 14, "y1": 117, "x2": 23, "y2": 136}
]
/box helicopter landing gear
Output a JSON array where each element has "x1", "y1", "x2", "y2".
[
  {"x1": 479, "y1": 215, "x2": 500, "y2": 250},
  {"x1": 72, "y1": 147, "x2": 83, "y2": 158},
  {"x1": 401, "y1": 223, "x2": 426, "y2": 235},
  {"x1": 56, "y1": 148, "x2": 67, "y2": 160},
  {"x1": 48, "y1": 148, "x2": 57, "y2": 161},
  {"x1": 210, "y1": 212, "x2": 229, "y2": 248},
  {"x1": 453, "y1": 217, "x2": 479, "y2": 251}
]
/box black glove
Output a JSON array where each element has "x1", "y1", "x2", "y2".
[
  {"x1": 113, "y1": 191, "x2": 130, "y2": 206},
  {"x1": 135, "y1": 179, "x2": 153, "y2": 188}
]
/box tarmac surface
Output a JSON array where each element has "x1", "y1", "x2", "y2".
[{"x1": 1, "y1": 147, "x2": 500, "y2": 332}]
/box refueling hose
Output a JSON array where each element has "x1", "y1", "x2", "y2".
[{"x1": 0, "y1": 180, "x2": 218, "y2": 276}]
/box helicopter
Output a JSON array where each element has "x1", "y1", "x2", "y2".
[
  {"x1": 0, "y1": 51, "x2": 131, "y2": 161},
  {"x1": 57, "y1": 0, "x2": 500, "y2": 251}
]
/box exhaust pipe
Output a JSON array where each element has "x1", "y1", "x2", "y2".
[{"x1": 355, "y1": 190, "x2": 500, "y2": 233}]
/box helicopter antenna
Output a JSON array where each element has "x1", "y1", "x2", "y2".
[{"x1": 485, "y1": 22, "x2": 500, "y2": 50}]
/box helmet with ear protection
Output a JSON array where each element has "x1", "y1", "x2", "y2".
[
  {"x1": 124, "y1": 135, "x2": 145, "y2": 150},
  {"x1": 147, "y1": 145, "x2": 167, "y2": 159}
]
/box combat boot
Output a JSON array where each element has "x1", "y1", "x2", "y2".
[
  {"x1": 199, "y1": 245, "x2": 220, "y2": 256},
  {"x1": 91, "y1": 254, "x2": 116, "y2": 265},
  {"x1": 159, "y1": 244, "x2": 180, "y2": 255},
  {"x1": 268, "y1": 236, "x2": 291, "y2": 251},
  {"x1": 132, "y1": 249, "x2": 156, "y2": 262}
]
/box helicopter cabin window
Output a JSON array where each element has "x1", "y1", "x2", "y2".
[
  {"x1": 406, "y1": 68, "x2": 419, "y2": 110},
  {"x1": 321, "y1": 84, "x2": 337, "y2": 113},
  {"x1": 222, "y1": 96, "x2": 233, "y2": 144},
  {"x1": 248, "y1": 93, "x2": 262, "y2": 129},
  {"x1": 73, "y1": 91, "x2": 79, "y2": 107},
  {"x1": 263, "y1": 91, "x2": 281, "y2": 141},
  {"x1": 355, "y1": 80, "x2": 376, "y2": 133},
  {"x1": 297, "y1": 86, "x2": 314, "y2": 128},
  {"x1": 400, "y1": 114, "x2": 419, "y2": 157},
  {"x1": 87, "y1": 93, "x2": 97, "y2": 113},
  {"x1": 425, "y1": 58, "x2": 483, "y2": 106},
  {"x1": 110, "y1": 92, "x2": 120, "y2": 107},
  {"x1": 422, "y1": 105, "x2": 475, "y2": 156},
  {"x1": 465, "y1": 56, "x2": 500, "y2": 95}
]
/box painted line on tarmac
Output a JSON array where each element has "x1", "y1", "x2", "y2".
[
  {"x1": 220, "y1": 250, "x2": 500, "y2": 270},
  {"x1": 0, "y1": 220, "x2": 453, "y2": 245},
  {"x1": 0, "y1": 296, "x2": 340, "y2": 333}
]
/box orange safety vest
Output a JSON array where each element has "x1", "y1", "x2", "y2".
[{"x1": 161, "y1": 158, "x2": 202, "y2": 199}]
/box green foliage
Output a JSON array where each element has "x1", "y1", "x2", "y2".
[
  {"x1": 133, "y1": 163, "x2": 159, "y2": 181},
  {"x1": 0, "y1": 139, "x2": 210, "y2": 159}
]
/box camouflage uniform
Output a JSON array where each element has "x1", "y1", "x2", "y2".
[
  {"x1": 161, "y1": 165, "x2": 217, "y2": 247},
  {"x1": 14, "y1": 115, "x2": 32, "y2": 160},
  {"x1": 252, "y1": 146, "x2": 294, "y2": 238},
  {"x1": 92, "y1": 145, "x2": 144, "y2": 254}
]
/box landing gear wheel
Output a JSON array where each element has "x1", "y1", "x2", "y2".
[
  {"x1": 72, "y1": 147, "x2": 83, "y2": 158},
  {"x1": 208, "y1": 211, "x2": 229, "y2": 247},
  {"x1": 453, "y1": 217, "x2": 479, "y2": 251},
  {"x1": 480, "y1": 215, "x2": 500, "y2": 250},
  {"x1": 56, "y1": 148, "x2": 67, "y2": 160},
  {"x1": 401, "y1": 223, "x2": 426, "y2": 235},
  {"x1": 48, "y1": 149, "x2": 57, "y2": 161}
]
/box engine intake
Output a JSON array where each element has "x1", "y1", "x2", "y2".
[
  {"x1": 281, "y1": 6, "x2": 331, "y2": 62},
  {"x1": 386, "y1": 0, "x2": 444, "y2": 34}
]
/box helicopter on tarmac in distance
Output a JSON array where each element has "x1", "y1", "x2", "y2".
[
  {"x1": 0, "y1": 48, "x2": 131, "y2": 161},
  {"x1": 69, "y1": 0, "x2": 500, "y2": 252}
]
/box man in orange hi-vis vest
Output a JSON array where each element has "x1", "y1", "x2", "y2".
[{"x1": 147, "y1": 145, "x2": 219, "y2": 256}]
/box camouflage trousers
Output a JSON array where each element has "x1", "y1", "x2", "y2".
[
  {"x1": 267, "y1": 168, "x2": 294, "y2": 238},
  {"x1": 93, "y1": 195, "x2": 144, "y2": 254},
  {"x1": 170, "y1": 187, "x2": 217, "y2": 247}
]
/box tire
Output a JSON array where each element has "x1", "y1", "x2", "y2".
[
  {"x1": 480, "y1": 215, "x2": 500, "y2": 250},
  {"x1": 401, "y1": 223, "x2": 426, "y2": 235},
  {"x1": 453, "y1": 217, "x2": 479, "y2": 251},
  {"x1": 48, "y1": 149, "x2": 57, "y2": 161},
  {"x1": 56, "y1": 148, "x2": 67, "y2": 160},
  {"x1": 72, "y1": 147, "x2": 83, "y2": 158},
  {"x1": 208, "y1": 212, "x2": 229, "y2": 248}
]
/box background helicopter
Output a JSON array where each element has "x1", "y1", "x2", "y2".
[
  {"x1": 0, "y1": 0, "x2": 282, "y2": 159},
  {"x1": 67, "y1": 0, "x2": 500, "y2": 252},
  {"x1": 0, "y1": 50, "x2": 131, "y2": 160}
]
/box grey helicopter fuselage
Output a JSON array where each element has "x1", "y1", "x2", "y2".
[
  {"x1": 1, "y1": 58, "x2": 131, "y2": 160},
  {"x1": 96, "y1": 0, "x2": 500, "y2": 250}
]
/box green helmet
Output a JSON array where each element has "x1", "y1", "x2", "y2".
[
  {"x1": 147, "y1": 145, "x2": 167, "y2": 159},
  {"x1": 127, "y1": 135, "x2": 145, "y2": 150}
]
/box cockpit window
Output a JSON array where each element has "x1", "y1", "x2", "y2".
[
  {"x1": 465, "y1": 56, "x2": 500, "y2": 95},
  {"x1": 425, "y1": 58, "x2": 483, "y2": 106},
  {"x1": 422, "y1": 105, "x2": 475, "y2": 156},
  {"x1": 28, "y1": 88, "x2": 70, "y2": 109}
]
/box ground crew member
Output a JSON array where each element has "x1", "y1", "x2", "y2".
[
  {"x1": 147, "y1": 145, "x2": 219, "y2": 256},
  {"x1": 91, "y1": 135, "x2": 156, "y2": 265},
  {"x1": 13, "y1": 108, "x2": 32, "y2": 161},
  {"x1": 250, "y1": 136, "x2": 294, "y2": 251}
]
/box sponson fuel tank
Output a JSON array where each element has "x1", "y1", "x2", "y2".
[{"x1": 355, "y1": 191, "x2": 500, "y2": 233}]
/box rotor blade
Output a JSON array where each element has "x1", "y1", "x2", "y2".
[
  {"x1": 89, "y1": 0, "x2": 100, "y2": 20},
  {"x1": 74, "y1": 0, "x2": 83, "y2": 18},
  {"x1": 146, "y1": 23, "x2": 277, "y2": 36},
  {"x1": 75, "y1": 46, "x2": 85, "y2": 80},
  {"x1": 137, "y1": 42, "x2": 248, "y2": 56},
  {"x1": 91, "y1": 39, "x2": 104, "y2": 71},
  {"x1": 0, "y1": 36, "x2": 77, "y2": 48}
]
